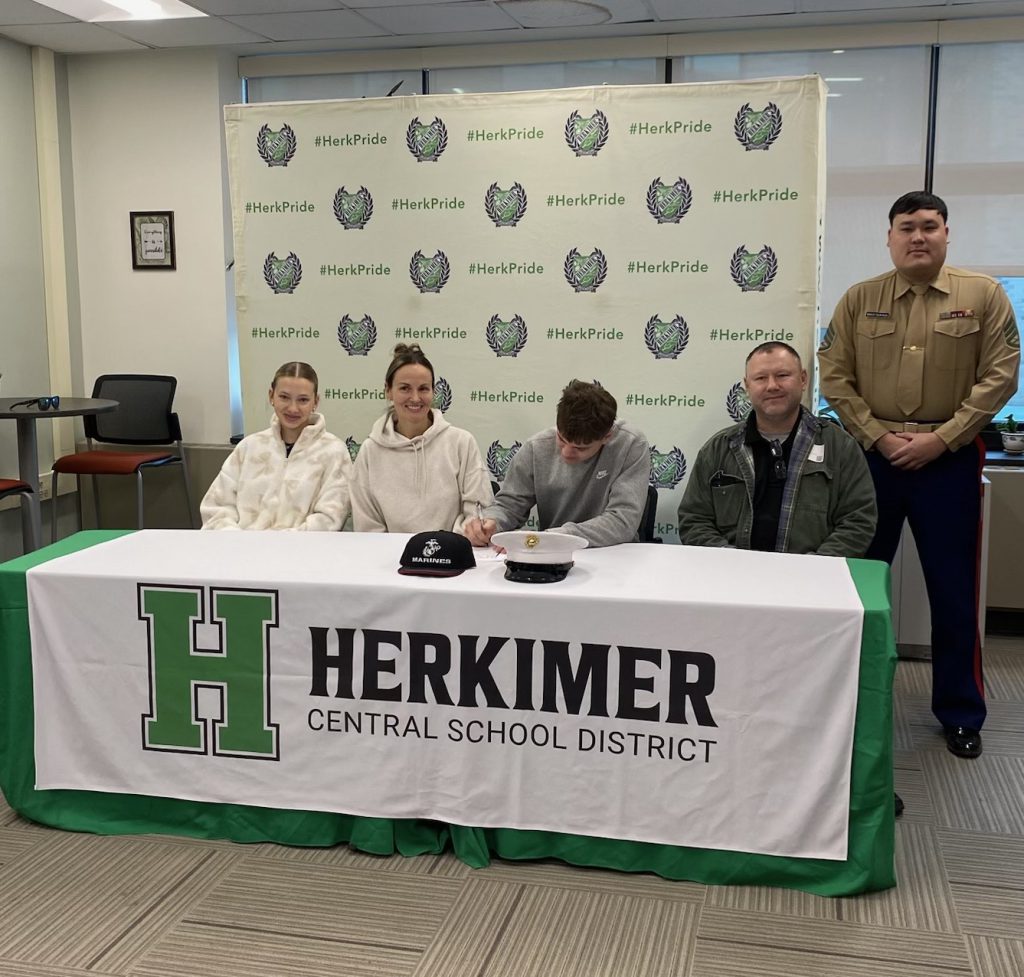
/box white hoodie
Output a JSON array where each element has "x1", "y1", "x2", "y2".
[
  {"x1": 351, "y1": 408, "x2": 492, "y2": 533},
  {"x1": 201, "y1": 413, "x2": 352, "y2": 531}
]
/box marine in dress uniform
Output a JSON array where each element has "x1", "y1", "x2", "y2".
[{"x1": 819, "y1": 191, "x2": 1020, "y2": 759}]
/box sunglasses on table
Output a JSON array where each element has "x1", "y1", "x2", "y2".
[{"x1": 9, "y1": 396, "x2": 61, "y2": 411}]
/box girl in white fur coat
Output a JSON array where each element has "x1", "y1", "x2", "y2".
[{"x1": 201, "y1": 361, "x2": 352, "y2": 531}]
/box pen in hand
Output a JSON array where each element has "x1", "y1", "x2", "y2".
[{"x1": 474, "y1": 501, "x2": 495, "y2": 550}]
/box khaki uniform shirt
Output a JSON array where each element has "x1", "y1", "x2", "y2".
[{"x1": 819, "y1": 265, "x2": 1020, "y2": 452}]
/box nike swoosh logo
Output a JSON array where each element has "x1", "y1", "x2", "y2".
[{"x1": 596, "y1": 470, "x2": 608, "y2": 479}]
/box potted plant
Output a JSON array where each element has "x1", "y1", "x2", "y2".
[{"x1": 1001, "y1": 415, "x2": 1024, "y2": 453}]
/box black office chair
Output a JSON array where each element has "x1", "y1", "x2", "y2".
[
  {"x1": 51, "y1": 375, "x2": 196, "y2": 539},
  {"x1": 0, "y1": 479, "x2": 39, "y2": 551},
  {"x1": 638, "y1": 484, "x2": 662, "y2": 542}
]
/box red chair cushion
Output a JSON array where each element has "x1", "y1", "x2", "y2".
[
  {"x1": 53, "y1": 450, "x2": 176, "y2": 476},
  {"x1": 0, "y1": 478, "x2": 33, "y2": 497}
]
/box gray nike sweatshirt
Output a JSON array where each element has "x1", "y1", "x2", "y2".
[{"x1": 483, "y1": 419, "x2": 651, "y2": 547}]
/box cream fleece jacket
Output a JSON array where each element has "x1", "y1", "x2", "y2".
[
  {"x1": 351, "y1": 408, "x2": 493, "y2": 533},
  {"x1": 201, "y1": 413, "x2": 352, "y2": 531}
]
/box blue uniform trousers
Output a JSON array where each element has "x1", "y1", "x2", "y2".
[{"x1": 865, "y1": 438, "x2": 986, "y2": 730}]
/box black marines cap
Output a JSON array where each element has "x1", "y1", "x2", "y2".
[{"x1": 398, "y1": 531, "x2": 476, "y2": 577}]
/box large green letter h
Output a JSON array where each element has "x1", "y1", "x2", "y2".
[{"x1": 140, "y1": 586, "x2": 278, "y2": 758}]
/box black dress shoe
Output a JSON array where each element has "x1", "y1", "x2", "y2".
[
  {"x1": 944, "y1": 726, "x2": 982, "y2": 759},
  {"x1": 895, "y1": 793, "x2": 904, "y2": 818}
]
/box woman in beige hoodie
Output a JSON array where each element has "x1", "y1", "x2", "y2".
[
  {"x1": 201, "y1": 361, "x2": 352, "y2": 531},
  {"x1": 351, "y1": 344, "x2": 492, "y2": 533}
]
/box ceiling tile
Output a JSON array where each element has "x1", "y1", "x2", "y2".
[
  {"x1": 185, "y1": 0, "x2": 345, "y2": 14},
  {"x1": 344, "y1": 0, "x2": 507, "y2": 6},
  {"x1": 498, "y1": 0, "x2": 655, "y2": 28},
  {"x1": 0, "y1": 0, "x2": 78, "y2": 25},
  {"x1": 800, "y1": 0, "x2": 939, "y2": 11},
  {"x1": 225, "y1": 9, "x2": 389, "y2": 39},
  {"x1": 649, "y1": 0, "x2": 795, "y2": 18},
  {"x1": 0, "y1": 22, "x2": 147, "y2": 51},
  {"x1": 359, "y1": 1, "x2": 521, "y2": 33},
  {"x1": 102, "y1": 17, "x2": 273, "y2": 46}
]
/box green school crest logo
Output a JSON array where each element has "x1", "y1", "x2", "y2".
[
  {"x1": 727, "y1": 380, "x2": 752, "y2": 422},
  {"x1": 730, "y1": 245, "x2": 778, "y2": 292},
  {"x1": 333, "y1": 186, "x2": 374, "y2": 229},
  {"x1": 487, "y1": 440, "x2": 522, "y2": 482},
  {"x1": 345, "y1": 436, "x2": 361, "y2": 461},
  {"x1": 337, "y1": 314, "x2": 377, "y2": 356},
  {"x1": 256, "y1": 123, "x2": 297, "y2": 166},
  {"x1": 139, "y1": 585, "x2": 279, "y2": 758},
  {"x1": 734, "y1": 102, "x2": 783, "y2": 151},
  {"x1": 486, "y1": 314, "x2": 527, "y2": 357},
  {"x1": 564, "y1": 248, "x2": 607, "y2": 292},
  {"x1": 649, "y1": 446, "x2": 687, "y2": 490},
  {"x1": 409, "y1": 250, "x2": 450, "y2": 293},
  {"x1": 644, "y1": 315, "x2": 689, "y2": 360},
  {"x1": 565, "y1": 110, "x2": 609, "y2": 156},
  {"x1": 406, "y1": 117, "x2": 448, "y2": 162},
  {"x1": 263, "y1": 252, "x2": 302, "y2": 294},
  {"x1": 432, "y1": 377, "x2": 453, "y2": 413},
  {"x1": 646, "y1": 178, "x2": 692, "y2": 224},
  {"x1": 485, "y1": 182, "x2": 527, "y2": 227}
]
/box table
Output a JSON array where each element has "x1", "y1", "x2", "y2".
[
  {"x1": 0, "y1": 530, "x2": 897, "y2": 895},
  {"x1": 0, "y1": 397, "x2": 118, "y2": 552}
]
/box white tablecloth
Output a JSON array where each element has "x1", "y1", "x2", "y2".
[{"x1": 27, "y1": 530, "x2": 864, "y2": 859}]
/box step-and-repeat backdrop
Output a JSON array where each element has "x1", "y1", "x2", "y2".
[{"x1": 225, "y1": 76, "x2": 825, "y2": 541}]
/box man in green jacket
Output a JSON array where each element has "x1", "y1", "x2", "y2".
[{"x1": 679, "y1": 342, "x2": 876, "y2": 557}]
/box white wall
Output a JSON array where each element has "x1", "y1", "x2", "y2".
[
  {"x1": 0, "y1": 38, "x2": 50, "y2": 559},
  {"x1": 0, "y1": 38, "x2": 50, "y2": 472},
  {"x1": 68, "y1": 49, "x2": 238, "y2": 444}
]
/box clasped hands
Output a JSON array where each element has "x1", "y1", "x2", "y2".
[{"x1": 877, "y1": 431, "x2": 948, "y2": 470}]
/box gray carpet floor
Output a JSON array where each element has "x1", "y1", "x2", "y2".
[{"x1": 1, "y1": 636, "x2": 1022, "y2": 977}]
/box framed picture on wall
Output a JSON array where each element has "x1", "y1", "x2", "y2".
[{"x1": 130, "y1": 211, "x2": 176, "y2": 270}]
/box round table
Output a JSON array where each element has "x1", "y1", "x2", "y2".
[{"x1": 0, "y1": 397, "x2": 119, "y2": 552}]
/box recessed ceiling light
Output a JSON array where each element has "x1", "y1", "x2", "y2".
[
  {"x1": 824, "y1": 77, "x2": 863, "y2": 82},
  {"x1": 832, "y1": 49, "x2": 845, "y2": 54},
  {"x1": 33, "y1": 0, "x2": 205, "y2": 22}
]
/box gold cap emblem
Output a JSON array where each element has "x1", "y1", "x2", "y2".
[{"x1": 525, "y1": 534, "x2": 539, "y2": 549}]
